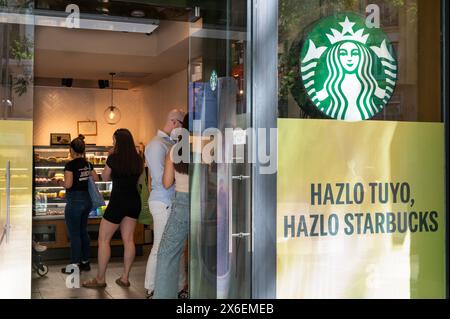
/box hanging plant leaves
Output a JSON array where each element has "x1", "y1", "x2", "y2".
[
  {"x1": 10, "y1": 38, "x2": 34, "y2": 62},
  {"x1": 13, "y1": 75, "x2": 32, "y2": 96}
]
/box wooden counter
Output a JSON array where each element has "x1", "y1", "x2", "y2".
[{"x1": 33, "y1": 216, "x2": 146, "y2": 249}]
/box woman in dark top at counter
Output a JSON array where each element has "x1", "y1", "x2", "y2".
[
  {"x1": 62, "y1": 134, "x2": 99, "y2": 274},
  {"x1": 83, "y1": 128, "x2": 143, "y2": 288}
]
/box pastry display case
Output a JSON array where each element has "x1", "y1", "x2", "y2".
[
  {"x1": 31, "y1": 145, "x2": 146, "y2": 250},
  {"x1": 33, "y1": 145, "x2": 111, "y2": 219}
]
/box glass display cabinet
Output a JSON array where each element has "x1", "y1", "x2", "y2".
[
  {"x1": 33, "y1": 145, "x2": 111, "y2": 218},
  {"x1": 31, "y1": 145, "x2": 147, "y2": 252}
]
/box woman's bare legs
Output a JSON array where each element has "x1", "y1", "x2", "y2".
[
  {"x1": 119, "y1": 217, "x2": 137, "y2": 284},
  {"x1": 96, "y1": 218, "x2": 119, "y2": 283}
]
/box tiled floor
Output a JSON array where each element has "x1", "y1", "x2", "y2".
[{"x1": 32, "y1": 255, "x2": 150, "y2": 299}]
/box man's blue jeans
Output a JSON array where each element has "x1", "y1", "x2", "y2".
[
  {"x1": 154, "y1": 192, "x2": 189, "y2": 299},
  {"x1": 64, "y1": 191, "x2": 92, "y2": 264}
]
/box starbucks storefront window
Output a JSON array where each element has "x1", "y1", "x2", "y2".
[{"x1": 276, "y1": 0, "x2": 446, "y2": 298}]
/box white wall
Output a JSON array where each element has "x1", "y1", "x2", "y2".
[
  {"x1": 33, "y1": 86, "x2": 145, "y2": 146},
  {"x1": 139, "y1": 68, "x2": 188, "y2": 145},
  {"x1": 33, "y1": 68, "x2": 188, "y2": 147}
]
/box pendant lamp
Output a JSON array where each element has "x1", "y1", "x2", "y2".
[{"x1": 104, "y1": 72, "x2": 121, "y2": 125}]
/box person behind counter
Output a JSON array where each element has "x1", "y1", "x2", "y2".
[
  {"x1": 61, "y1": 134, "x2": 99, "y2": 274},
  {"x1": 82, "y1": 128, "x2": 143, "y2": 289}
]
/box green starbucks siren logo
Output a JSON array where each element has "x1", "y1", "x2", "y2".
[
  {"x1": 210, "y1": 70, "x2": 218, "y2": 92},
  {"x1": 300, "y1": 13, "x2": 397, "y2": 121}
]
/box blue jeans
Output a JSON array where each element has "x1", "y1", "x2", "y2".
[
  {"x1": 64, "y1": 191, "x2": 92, "y2": 264},
  {"x1": 154, "y1": 192, "x2": 189, "y2": 299}
]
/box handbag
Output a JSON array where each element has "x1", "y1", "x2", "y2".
[
  {"x1": 88, "y1": 176, "x2": 105, "y2": 210},
  {"x1": 137, "y1": 170, "x2": 152, "y2": 225}
]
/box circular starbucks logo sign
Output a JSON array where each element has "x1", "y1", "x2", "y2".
[{"x1": 300, "y1": 13, "x2": 397, "y2": 121}]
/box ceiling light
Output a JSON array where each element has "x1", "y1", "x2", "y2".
[{"x1": 104, "y1": 73, "x2": 121, "y2": 125}]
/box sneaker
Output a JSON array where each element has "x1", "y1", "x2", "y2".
[
  {"x1": 178, "y1": 289, "x2": 189, "y2": 299},
  {"x1": 78, "y1": 261, "x2": 91, "y2": 271},
  {"x1": 61, "y1": 264, "x2": 78, "y2": 274}
]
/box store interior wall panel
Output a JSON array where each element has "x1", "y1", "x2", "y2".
[{"x1": 33, "y1": 68, "x2": 188, "y2": 147}]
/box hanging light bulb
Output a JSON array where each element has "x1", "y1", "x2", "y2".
[{"x1": 104, "y1": 72, "x2": 121, "y2": 125}]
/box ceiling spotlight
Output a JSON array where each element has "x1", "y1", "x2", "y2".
[
  {"x1": 61, "y1": 78, "x2": 73, "y2": 87},
  {"x1": 131, "y1": 10, "x2": 145, "y2": 18},
  {"x1": 98, "y1": 80, "x2": 109, "y2": 89},
  {"x1": 97, "y1": 0, "x2": 109, "y2": 3}
]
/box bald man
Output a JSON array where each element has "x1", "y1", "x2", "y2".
[{"x1": 144, "y1": 108, "x2": 187, "y2": 298}]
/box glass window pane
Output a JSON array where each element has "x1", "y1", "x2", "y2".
[{"x1": 278, "y1": 0, "x2": 442, "y2": 123}]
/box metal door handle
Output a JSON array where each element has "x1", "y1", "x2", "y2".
[
  {"x1": 2, "y1": 161, "x2": 11, "y2": 245},
  {"x1": 231, "y1": 232, "x2": 250, "y2": 238},
  {"x1": 228, "y1": 172, "x2": 251, "y2": 253},
  {"x1": 232, "y1": 175, "x2": 250, "y2": 181},
  {"x1": 228, "y1": 171, "x2": 233, "y2": 253}
]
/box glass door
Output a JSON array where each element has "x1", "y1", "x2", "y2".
[
  {"x1": 0, "y1": 1, "x2": 34, "y2": 299},
  {"x1": 188, "y1": 0, "x2": 252, "y2": 299}
]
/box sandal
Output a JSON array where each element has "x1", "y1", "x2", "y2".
[
  {"x1": 82, "y1": 278, "x2": 107, "y2": 289},
  {"x1": 115, "y1": 278, "x2": 130, "y2": 288}
]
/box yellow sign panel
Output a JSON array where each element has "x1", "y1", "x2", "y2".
[{"x1": 277, "y1": 119, "x2": 445, "y2": 299}]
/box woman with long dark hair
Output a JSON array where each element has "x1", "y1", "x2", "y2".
[
  {"x1": 62, "y1": 135, "x2": 98, "y2": 274},
  {"x1": 83, "y1": 128, "x2": 143, "y2": 288}
]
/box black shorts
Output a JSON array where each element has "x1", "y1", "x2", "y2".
[{"x1": 103, "y1": 192, "x2": 141, "y2": 224}]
